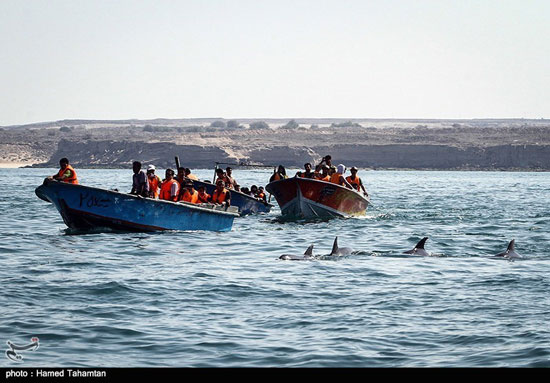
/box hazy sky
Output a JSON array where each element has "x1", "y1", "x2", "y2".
[{"x1": 1, "y1": 0, "x2": 549, "y2": 125}]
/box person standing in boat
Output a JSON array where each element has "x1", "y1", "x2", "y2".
[
  {"x1": 215, "y1": 168, "x2": 230, "y2": 187},
  {"x1": 295, "y1": 163, "x2": 315, "y2": 178},
  {"x1": 346, "y1": 166, "x2": 368, "y2": 196},
  {"x1": 330, "y1": 164, "x2": 353, "y2": 189},
  {"x1": 52, "y1": 157, "x2": 78, "y2": 184},
  {"x1": 146, "y1": 165, "x2": 161, "y2": 199},
  {"x1": 269, "y1": 165, "x2": 288, "y2": 182},
  {"x1": 315, "y1": 155, "x2": 332, "y2": 173},
  {"x1": 159, "y1": 168, "x2": 179, "y2": 202},
  {"x1": 211, "y1": 179, "x2": 231, "y2": 207},
  {"x1": 130, "y1": 161, "x2": 149, "y2": 197},
  {"x1": 225, "y1": 167, "x2": 238, "y2": 189}
]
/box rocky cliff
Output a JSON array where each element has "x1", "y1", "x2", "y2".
[
  {"x1": 2, "y1": 118, "x2": 549, "y2": 170},
  {"x1": 38, "y1": 140, "x2": 550, "y2": 170}
]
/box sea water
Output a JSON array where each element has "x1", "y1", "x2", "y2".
[{"x1": 0, "y1": 168, "x2": 549, "y2": 367}]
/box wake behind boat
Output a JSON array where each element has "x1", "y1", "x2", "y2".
[
  {"x1": 36, "y1": 178, "x2": 239, "y2": 232},
  {"x1": 266, "y1": 177, "x2": 370, "y2": 219}
]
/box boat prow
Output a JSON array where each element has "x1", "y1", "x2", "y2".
[
  {"x1": 265, "y1": 177, "x2": 370, "y2": 219},
  {"x1": 36, "y1": 178, "x2": 239, "y2": 232}
]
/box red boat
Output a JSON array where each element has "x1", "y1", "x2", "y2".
[{"x1": 266, "y1": 177, "x2": 370, "y2": 219}]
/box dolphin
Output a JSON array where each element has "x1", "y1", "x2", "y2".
[
  {"x1": 330, "y1": 237, "x2": 353, "y2": 256},
  {"x1": 404, "y1": 237, "x2": 430, "y2": 256},
  {"x1": 279, "y1": 244, "x2": 315, "y2": 261},
  {"x1": 494, "y1": 239, "x2": 522, "y2": 259}
]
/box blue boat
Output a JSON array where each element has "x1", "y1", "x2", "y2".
[
  {"x1": 192, "y1": 179, "x2": 273, "y2": 216},
  {"x1": 35, "y1": 179, "x2": 239, "y2": 232}
]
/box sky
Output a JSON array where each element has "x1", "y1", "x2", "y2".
[{"x1": 1, "y1": 0, "x2": 549, "y2": 125}]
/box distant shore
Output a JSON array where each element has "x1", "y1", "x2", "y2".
[
  {"x1": 2, "y1": 118, "x2": 549, "y2": 170},
  {"x1": 0, "y1": 161, "x2": 35, "y2": 168}
]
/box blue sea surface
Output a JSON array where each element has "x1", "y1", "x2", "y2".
[{"x1": 1, "y1": 168, "x2": 549, "y2": 367}]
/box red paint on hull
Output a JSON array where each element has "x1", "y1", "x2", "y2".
[{"x1": 266, "y1": 178, "x2": 369, "y2": 218}]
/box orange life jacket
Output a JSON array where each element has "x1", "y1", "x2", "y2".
[
  {"x1": 180, "y1": 188, "x2": 199, "y2": 204},
  {"x1": 197, "y1": 191, "x2": 210, "y2": 203},
  {"x1": 57, "y1": 165, "x2": 78, "y2": 184},
  {"x1": 316, "y1": 174, "x2": 330, "y2": 182},
  {"x1": 330, "y1": 173, "x2": 343, "y2": 185},
  {"x1": 160, "y1": 179, "x2": 179, "y2": 201},
  {"x1": 257, "y1": 192, "x2": 265, "y2": 199},
  {"x1": 148, "y1": 175, "x2": 161, "y2": 198},
  {"x1": 346, "y1": 175, "x2": 361, "y2": 191},
  {"x1": 212, "y1": 188, "x2": 228, "y2": 204}
]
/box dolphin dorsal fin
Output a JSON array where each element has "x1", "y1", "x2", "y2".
[
  {"x1": 304, "y1": 244, "x2": 314, "y2": 256},
  {"x1": 416, "y1": 237, "x2": 428, "y2": 249},
  {"x1": 331, "y1": 237, "x2": 339, "y2": 255},
  {"x1": 507, "y1": 239, "x2": 515, "y2": 252}
]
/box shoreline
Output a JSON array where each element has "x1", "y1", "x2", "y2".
[
  {"x1": 5, "y1": 163, "x2": 548, "y2": 172},
  {"x1": 0, "y1": 162, "x2": 36, "y2": 168}
]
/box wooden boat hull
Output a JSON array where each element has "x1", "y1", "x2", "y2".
[
  {"x1": 265, "y1": 177, "x2": 369, "y2": 219},
  {"x1": 192, "y1": 179, "x2": 272, "y2": 215},
  {"x1": 36, "y1": 179, "x2": 239, "y2": 232}
]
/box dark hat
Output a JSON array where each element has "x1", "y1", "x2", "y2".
[{"x1": 350, "y1": 166, "x2": 358, "y2": 171}]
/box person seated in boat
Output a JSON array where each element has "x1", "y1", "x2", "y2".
[
  {"x1": 257, "y1": 186, "x2": 267, "y2": 203},
  {"x1": 346, "y1": 166, "x2": 368, "y2": 196},
  {"x1": 315, "y1": 155, "x2": 332, "y2": 172},
  {"x1": 240, "y1": 186, "x2": 251, "y2": 196},
  {"x1": 130, "y1": 161, "x2": 149, "y2": 197},
  {"x1": 51, "y1": 157, "x2": 79, "y2": 184},
  {"x1": 250, "y1": 185, "x2": 259, "y2": 198},
  {"x1": 315, "y1": 165, "x2": 331, "y2": 181},
  {"x1": 184, "y1": 168, "x2": 199, "y2": 181},
  {"x1": 211, "y1": 179, "x2": 231, "y2": 207},
  {"x1": 330, "y1": 164, "x2": 353, "y2": 189},
  {"x1": 180, "y1": 180, "x2": 199, "y2": 204},
  {"x1": 225, "y1": 167, "x2": 239, "y2": 189},
  {"x1": 159, "y1": 168, "x2": 179, "y2": 202},
  {"x1": 146, "y1": 165, "x2": 161, "y2": 199},
  {"x1": 269, "y1": 165, "x2": 288, "y2": 182},
  {"x1": 197, "y1": 186, "x2": 211, "y2": 203},
  {"x1": 295, "y1": 162, "x2": 315, "y2": 178}
]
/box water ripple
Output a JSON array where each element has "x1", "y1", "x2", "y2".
[{"x1": 1, "y1": 169, "x2": 550, "y2": 367}]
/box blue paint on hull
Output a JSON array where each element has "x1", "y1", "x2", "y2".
[{"x1": 35, "y1": 180, "x2": 238, "y2": 232}]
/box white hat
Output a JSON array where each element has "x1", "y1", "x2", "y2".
[{"x1": 147, "y1": 165, "x2": 156, "y2": 171}]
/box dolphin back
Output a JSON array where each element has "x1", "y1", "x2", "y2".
[
  {"x1": 416, "y1": 237, "x2": 429, "y2": 249},
  {"x1": 330, "y1": 237, "x2": 339, "y2": 256},
  {"x1": 404, "y1": 237, "x2": 429, "y2": 254}
]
